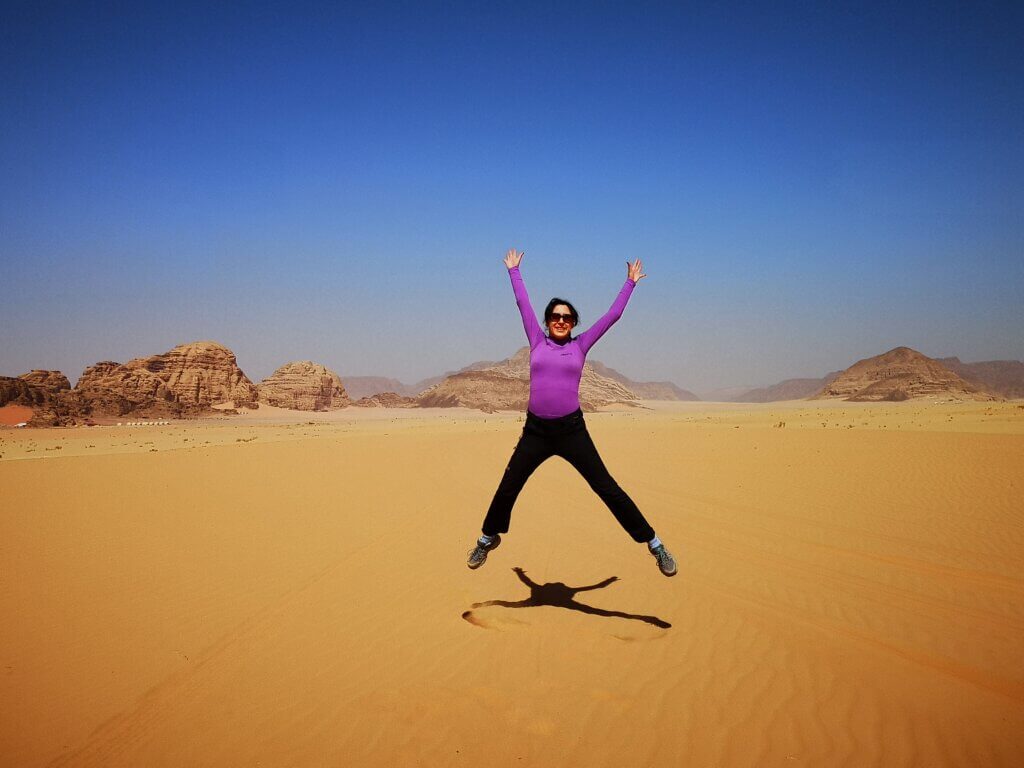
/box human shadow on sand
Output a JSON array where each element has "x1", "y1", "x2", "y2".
[{"x1": 462, "y1": 567, "x2": 670, "y2": 629}]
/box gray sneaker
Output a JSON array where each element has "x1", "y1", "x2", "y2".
[
  {"x1": 649, "y1": 543, "x2": 677, "y2": 577},
  {"x1": 467, "y1": 535, "x2": 501, "y2": 569}
]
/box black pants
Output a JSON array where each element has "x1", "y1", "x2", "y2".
[{"x1": 482, "y1": 408, "x2": 656, "y2": 543}]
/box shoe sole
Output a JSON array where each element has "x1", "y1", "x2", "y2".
[
  {"x1": 650, "y1": 547, "x2": 678, "y2": 577},
  {"x1": 467, "y1": 538, "x2": 500, "y2": 569}
]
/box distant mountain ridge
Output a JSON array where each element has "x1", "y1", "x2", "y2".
[
  {"x1": 346, "y1": 353, "x2": 696, "y2": 402},
  {"x1": 1, "y1": 341, "x2": 260, "y2": 425},
  {"x1": 416, "y1": 347, "x2": 641, "y2": 413},
  {"x1": 7, "y1": 340, "x2": 1019, "y2": 426},
  {"x1": 731, "y1": 374, "x2": 841, "y2": 403},
  {"x1": 728, "y1": 352, "x2": 1023, "y2": 402},
  {"x1": 341, "y1": 359, "x2": 499, "y2": 399},
  {"x1": 585, "y1": 360, "x2": 700, "y2": 401},
  {"x1": 813, "y1": 347, "x2": 995, "y2": 401},
  {"x1": 937, "y1": 358, "x2": 1024, "y2": 400}
]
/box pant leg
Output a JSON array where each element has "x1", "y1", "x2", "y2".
[
  {"x1": 481, "y1": 428, "x2": 554, "y2": 536},
  {"x1": 556, "y1": 427, "x2": 655, "y2": 543}
]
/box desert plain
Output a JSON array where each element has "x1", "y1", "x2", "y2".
[{"x1": 1, "y1": 399, "x2": 1023, "y2": 767}]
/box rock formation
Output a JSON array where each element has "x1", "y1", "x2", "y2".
[
  {"x1": 416, "y1": 347, "x2": 640, "y2": 412},
  {"x1": 2, "y1": 341, "x2": 264, "y2": 425},
  {"x1": 68, "y1": 341, "x2": 259, "y2": 419},
  {"x1": 341, "y1": 358, "x2": 502, "y2": 400},
  {"x1": 72, "y1": 361, "x2": 181, "y2": 418},
  {"x1": 132, "y1": 341, "x2": 259, "y2": 409},
  {"x1": 585, "y1": 360, "x2": 699, "y2": 401},
  {"x1": 352, "y1": 392, "x2": 419, "y2": 408},
  {"x1": 0, "y1": 371, "x2": 76, "y2": 426},
  {"x1": 258, "y1": 361, "x2": 351, "y2": 410},
  {"x1": 18, "y1": 370, "x2": 72, "y2": 392},
  {"x1": 0, "y1": 377, "x2": 55, "y2": 412},
  {"x1": 813, "y1": 347, "x2": 996, "y2": 402}
]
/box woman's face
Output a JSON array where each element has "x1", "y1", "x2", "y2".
[{"x1": 547, "y1": 304, "x2": 574, "y2": 341}]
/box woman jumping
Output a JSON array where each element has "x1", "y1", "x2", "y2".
[{"x1": 466, "y1": 249, "x2": 677, "y2": 577}]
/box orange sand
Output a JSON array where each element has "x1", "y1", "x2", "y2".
[
  {"x1": 2, "y1": 400, "x2": 1023, "y2": 766},
  {"x1": 0, "y1": 404, "x2": 33, "y2": 426}
]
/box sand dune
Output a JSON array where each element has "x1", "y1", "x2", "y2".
[{"x1": 2, "y1": 401, "x2": 1023, "y2": 766}]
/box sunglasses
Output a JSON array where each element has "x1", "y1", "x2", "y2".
[{"x1": 548, "y1": 313, "x2": 575, "y2": 324}]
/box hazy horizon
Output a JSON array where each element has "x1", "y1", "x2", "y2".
[{"x1": 2, "y1": 2, "x2": 1022, "y2": 394}]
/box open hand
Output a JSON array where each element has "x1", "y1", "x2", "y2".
[
  {"x1": 504, "y1": 249, "x2": 524, "y2": 269},
  {"x1": 627, "y1": 258, "x2": 646, "y2": 283}
]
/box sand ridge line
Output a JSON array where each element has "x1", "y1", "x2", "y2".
[
  {"x1": 692, "y1": 574, "x2": 1024, "y2": 705},
  {"x1": 641, "y1": 483, "x2": 1023, "y2": 573},
  {"x1": 659, "y1": 493, "x2": 1024, "y2": 601},
  {"x1": 45, "y1": 532, "x2": 393, "y2": 768},
  {"x1": 689, "y1": 532, "x2": 1024, "y2": 639}
]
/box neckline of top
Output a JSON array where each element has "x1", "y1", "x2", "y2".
[{"x1": 544, "y1": 336, "x2": 573, "y2": 347}]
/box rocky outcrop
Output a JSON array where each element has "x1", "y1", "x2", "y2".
[
  {"x1": 72, "y1": 361, "x2": 181, "y2": 418},
  {"x1": 353, "y1": 392, "x2": 419, "y2": 408},
  {"x1": 0, "y1": 377, "x2": 52, "y2": 410},
  {"x1": 0, "y1": 371, "x2": 76, "y2": 426},
  {"x1": 813, "y1": 347, "x2": 996, "y2": 402},
  {"x1": 131, "y1": 341, "x2": 259, "y2": 409},
  {"x1": 341, "y1": 358, "x2": 502, "y2": 400},
  {"x1": 64, "y1": 341, "x2": 259, "y2": 420},
  {"x1": 18, "y1": 370, "x2": 71, "y2": 392},
  {"x1": 416, "y1": 347, "x2": 641, "y2": 413},
  {"x1": 258, "y1": 361, "x2": 350, "y2": 410},
  {"x1": 416, "y1": 369, "x2": 528, "y2": 412},
  {"x1": 585, "y1": 360, "x2": 699, "y2": 401}
]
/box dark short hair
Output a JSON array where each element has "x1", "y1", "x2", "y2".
[{"x1": 543, "y1": 297, "x2": 580, "y2": 331}]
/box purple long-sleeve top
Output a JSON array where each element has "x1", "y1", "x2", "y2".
[{"x1": 508, "y1": 265, "x2": 635, "y2": 418}]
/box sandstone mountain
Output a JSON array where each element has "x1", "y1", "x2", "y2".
[
  {"x1": 135, "y1": 341, "x2": 259, "y2": 409},
  {"x1": 0, "y1": 377, "x2": 46, "y2": 410},
  {"x1": 585, "y1": 359, "x2": 699, "y2": 401},
  {"x1": 348, "y1": 356, "x2": 693, "y2": 403},
  {"x1": 2, "y1": 341, "x2": 261, "y2": 425},
  {"x1": 353, "y1": 392, "x2": 419, "y2": 408},
  {"x1": 341, "y1": 359, "x2": 501, "y2": 400},
  {"x1": 813, "y1": 347, "x2": 996, "y2": 402},
  {"x1": 0, "y1": 371, "x2": 74, "y2": 426},
  {"x1": 733, "y1": 372, "x2": 842, "y2": 403},
  {"x1": 71, "y1": 341, "x2": 259, "y2": 418},
  {"x1": 938, "y1": 357, "x2": 1024, "y2": 400},
  {"x1": 412, "y1": 360, "x2": 500, "y2": 393},
  {"x1": 18, "y1": 370, "x2": 72, "y2": 392},
  {"x1": 415, "y1": 347, "x2": 640, "y2": 413},
  {"x1": 258, "y1": 361, "x2": 351, "y2": 410},
  {"x1": 73, "y1": 361, "x2": 182, "y2": 419}
]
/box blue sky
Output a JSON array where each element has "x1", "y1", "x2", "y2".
[{"x1": 2, "y1": 1, "x2": 1021, "y2": 394}]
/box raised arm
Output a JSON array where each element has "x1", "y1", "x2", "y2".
[
  {"x1": 512, "y1": 567, "x2": 538, "y2": 589},
  {"x1": 576, "y1": 259, "x2": 645, "y2": 356},
  {"x1": 506, "y1": 254, "x2": 545, "y2": 348},
  {"x1": 574, "y1": 575, "x2": 619, "y2": 592}
]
